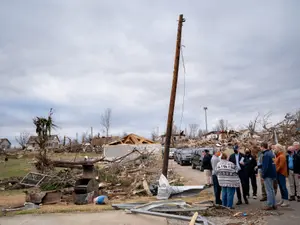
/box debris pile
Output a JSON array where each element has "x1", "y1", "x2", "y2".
[{"x1": 95, "y1": 150, "x2": 178, "y2": 200}]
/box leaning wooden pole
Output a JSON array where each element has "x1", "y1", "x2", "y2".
[{"x1": 162, "y1": 14, "x2": 185, "y2": 177}]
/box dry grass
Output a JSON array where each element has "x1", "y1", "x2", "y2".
[{"x1": 1, "y1": 189, "x2": 213, "y2": 216}]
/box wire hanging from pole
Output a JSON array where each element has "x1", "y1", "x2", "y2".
[{"x1": 179, "y1": 44, "x2": 186, "y2": 132}]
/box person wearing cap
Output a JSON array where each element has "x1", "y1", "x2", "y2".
[
  {"x1": 292, "y1": 141, "x2": 300, "y2": 202},
  {"x1": 202, "y1": 149, "x2": 213, "y2": 186},
  {"x1": 229, "y1": 144, "x2": 249, "y2": 205},
  {"x1": 211, "y1": 149, "x2": 222, "y2": 205}
]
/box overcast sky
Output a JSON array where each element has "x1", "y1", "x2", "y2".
[{"x1": 0, "y1": 0, "x2": 299, "y2": 145}]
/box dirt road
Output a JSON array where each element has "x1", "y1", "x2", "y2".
[
  {"x1": 168, "y1": 159, "x2": 208, "y2": 185},
  {"x1": 0, "y1": 211, "x2": 168, "y2": 225}
]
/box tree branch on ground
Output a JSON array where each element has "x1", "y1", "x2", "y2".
[
  {"x1": 15, "y1": 131, "x2": 30, "y2": 150},
  {"x1": 101, "y1": 108, "x2": 112, "y2": 137}
]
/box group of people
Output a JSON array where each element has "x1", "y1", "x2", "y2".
[{"x1": 201, "y1": 141, "x2": 300, "y2": 210}]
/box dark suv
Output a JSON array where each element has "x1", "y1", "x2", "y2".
[
  {"x1": 191, "y1": 148, "x2": 214, "y2": 171},
  {"x1": 176, "y1": 149, "x2": 194, "y2": 165}
]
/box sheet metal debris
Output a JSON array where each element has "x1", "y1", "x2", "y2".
[
  {"x1": 157, "y1": 174, "x2": 205, "y2": 199},
  {"x1": 1, "y1": 202, "x2": 39, "y2": 216}
]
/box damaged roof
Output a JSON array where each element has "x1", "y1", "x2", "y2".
[{"x1": 108, "y1": 133, "x2": 155, "y2": 145}]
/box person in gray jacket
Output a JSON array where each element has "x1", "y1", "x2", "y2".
[{"x1": 211, "y1": 149, "x2": 222, "y2": 205}]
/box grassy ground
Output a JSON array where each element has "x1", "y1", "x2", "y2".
[
  {"x1": 0, "y1": 152, "x2": 100, "y2": 179},
  {"x1": 0, "y1": 158, "x2": 32, "y2": 179}
]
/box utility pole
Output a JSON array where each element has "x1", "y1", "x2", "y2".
[
  {"x1": 91, "y1": 127, "x2": 93, "y2": 138},
  {"x1": 204, "y1": 107, "x2": 208, "y2": 133},
  {"x1": 162, "y1": 14, "x2": 185, "y2": 177}
]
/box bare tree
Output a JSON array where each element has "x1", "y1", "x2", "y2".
[
  {"x1": 247, "y1": 113, "x2": 260, "y2": 137},
  {"x1": 172, "y1": 123, "x2": 179, "y2": 134},
  {"x1": 215, "y1": 119, "x2": 228, "y2": 131},
  {"x1": 261, "y1": 111, "x2": 273, "y2": 131},
  {"x1": 151, "y1": 129, "x2": 159, "y2": 142},
  {"x1": 15, "y1": 131, "x2": 30, "y2": 150},
  {"x1": 100, "y1": 108, "x2": 112, "y2": 137},
  {"x1": 189, "y1": 124, "x2": 199, "y2": 138},
  {"x1": 197, "y1": 129, "x2": 205, "y2": 138}
]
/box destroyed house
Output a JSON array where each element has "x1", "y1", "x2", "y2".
[
  {"x1": 160, "y1": 132, "x2": 186, "y2": 144},
  {"x1": 27, "y1": 135, "x2": 60, "y2": 150},
  {"x1": 0, "y1": 138, "x2": 11, "y2": 150}
]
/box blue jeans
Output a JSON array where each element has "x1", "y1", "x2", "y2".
[
  {"x1": 222, "y1": 187, "x2": 235, "y2": 208},
  {"x1": 277, "y1": 173, "x2": 288, "y2": 200},
  {"x1": 212, "y1": 175, "x2": 222, "y2": 205},
  {"x1": 264, "y1": 177, "x2": 276, "y2": 207}
]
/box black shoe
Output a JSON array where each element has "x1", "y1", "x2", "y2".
[
  {"x1": 297, "y1": 196, "x2": 300, "y2": 202},
  {"x1": 236, "y1": 200, "x2": 242, "y2": 205},
  {"x1": 260, "y1": 197, "x2": 267, "y2": 202},
  {"x1": 289, "y1": 196, "x2": 296, "y2": 201},
  {"x1": 244, "y1": 199, "x2": 249, "y2": 204}
]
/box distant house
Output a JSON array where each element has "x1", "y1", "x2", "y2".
[
  {"x1": 26, "y1": 135, "x2": 60, "y2": 150},
  {"x1": 0, "y1": 138, "x2": 11, "y2": 150},
  {"x1": 203, "y1": 130, "x2": 239, "y2": 141},
  {"x1": 160, "y1": 132, "x2": 186, "y2": 145}
]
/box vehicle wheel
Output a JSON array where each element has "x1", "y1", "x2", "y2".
[
  {"x1": 180, "y1": 160, "x2": 183, "y2": 166},
  {"x1": 192, "y1": 163, "x2": 196, "y2": 169},
  {"x1": 200, "y1": 166, "x2": 204, "y2": 172}
]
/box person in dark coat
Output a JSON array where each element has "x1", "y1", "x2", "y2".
[
  {"x1": 244, "y1": 149, "x2": 258, "y2": 199},
  {"x1": 229, "y1": 144, "x2": 249, "y2": 205},
  {"x1": 202, "y1": 149, "x2": 213, "y2": 186}
]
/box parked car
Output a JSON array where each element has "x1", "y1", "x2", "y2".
[
  {"x1": 177, "y1": 149, "x2": 194, "y2": 165},
  {"x1": 174, "y1": 149, "x2": 180, "y2": 162},
  {"x1": 191, "y1": 148, "x2": 214, "y2": 171},
  {"x1": 169, "y1": 148, "x2": 176, "y2": 159},
  {"x1": 162, "y1": 147, "x2": 176, "y2": 159}
]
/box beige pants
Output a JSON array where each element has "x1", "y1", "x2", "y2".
[
  {"x1": 288, "y1": 170, "x2": 300, "y2": 197},
  {"x1": 204, "y1": 170, "x2": 212, "y2": 185}
]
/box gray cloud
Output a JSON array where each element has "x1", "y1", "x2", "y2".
[{"x1": 0, "y1": 0, "x2": 299, "y2": 145}]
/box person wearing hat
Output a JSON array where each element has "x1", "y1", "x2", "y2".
[
  {"x1": 202, "y1": 149, "x2": 213, "y2": 187},
  {"x1": 229, "y1": 144, "x2": 249, "y2": 205},
  {"x1": 292, "y1": 141, "x2": 300, "y2": 202}
]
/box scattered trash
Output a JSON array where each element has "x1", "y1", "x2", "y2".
[
  {"x1": 93, "y1": 195, "x2": 108, "y2": 204},
  {"x1": 1, "y1": 202, "x2": 39, "y2": 216},
  {"x1": 25, "y1": 190, "x2": 62, "y2": 205}
]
